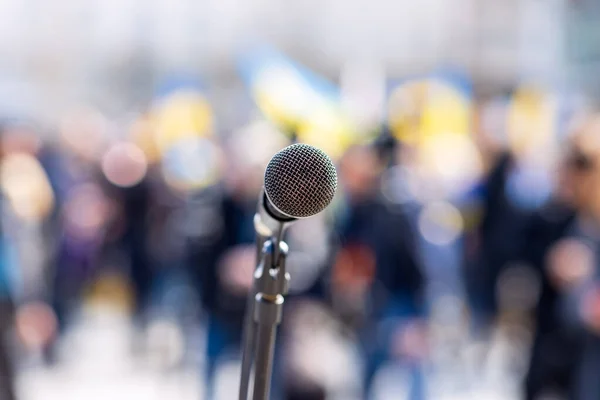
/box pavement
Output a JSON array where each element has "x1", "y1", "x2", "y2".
[{"x1": 14, "y1": 305, "x2": 523, "y2": 400}]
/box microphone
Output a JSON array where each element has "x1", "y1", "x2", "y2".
[
  {"x1": 254, "y1": 143, "x2": 338, "y2": 239},
  {"x1": 241, "y1": 143, "x2": 337, "y2": 400}
]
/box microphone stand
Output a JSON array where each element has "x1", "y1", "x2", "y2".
[{"x1": 239, "y1": 206, "x2": 290, "y2": 400}]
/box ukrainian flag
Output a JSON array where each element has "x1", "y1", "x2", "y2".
[
  {"x1": 388, "y1": 73, "x2": 472, "y2": 146},
  {"x1": 239, "y1": 47, "x2": 357, "y2": 160}
]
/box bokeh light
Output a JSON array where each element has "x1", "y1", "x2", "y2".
[
  {"x1": 59, "y1": 107, "x2": 110, "y2": 161},
  {"x1": 416, "y1": 133, "x2": 484, "y2": 200},
  {"x1": 161, "y1": 137, "x2": 223, "y2": 193},
  {"x1": 102, "y1": 142, "x2": 148, "y2": 188},
  {"x1": 16, "y1": 302, "x2": 58, "y2": 351},
  {"x1": 418, "y1": 201, "x2": 464, "y2": 246},
  {"x1": 1, "y1": 153, "x2": 55, "y2": 222}
]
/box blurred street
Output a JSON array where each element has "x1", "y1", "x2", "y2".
[
  {"x1": 13, "y1": 303, "x2": 525, "y2": 400},
  {"x1": 17, "y1": 306, "x2": 204, "y2": 400}
]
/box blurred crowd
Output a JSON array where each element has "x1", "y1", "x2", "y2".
[{"x1": 2, "y1": 78, "x2": 600, "y2": 400}]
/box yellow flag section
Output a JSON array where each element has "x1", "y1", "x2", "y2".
[
  {"x1": 295, "y1": 106, "x2": 358, "y2": 161},
  {"x1": 388, "y1": 78, "x2": 471, "y2": 146},
  {"x1": 252, "y1": 63, "x2": 319, "y2": 131},
  {"x1": 242, "y1": 49, "x2": 358, "y2": 161},
  {"x1": 147, "y1": 89, "x2": 221, "y2": 192},
  {"x1": 388, "y1": 77, "x2": 483, "y2": 199},
  {"x1": 506, "y1": 86, "x2": 557, "y2": 160},
  {"x1": 130, "y1": 114, "x2": 161, "y2": 165},
  {"x1": 151, "y1": 89, "x2": 214, "y2": 153}
]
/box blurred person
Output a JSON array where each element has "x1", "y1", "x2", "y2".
[
  {"x1": 189, "y1": 162, "x2": 259, "y2": 399},
  {"x1": 0, "y1": 138, "x2": 19, "y2": 400},
  {"x1": 465, "y1": 91, "x2": 556, "y2": 334},
  {"x1": 36, "y1": 109, "x2": 114, "y2": 362},
  {"x1": 282, "y1": 299, "x2": 358, "y2": 400},
  {"x1": 277, "y1": 215, "x2": 340, "y2": 399},
  {"x1": 378, "y1": 129, "x2": 481, "y2": 394},
  {"x1": 99, "y1": 141, "x2": 153, "y2": 320},
  {"x1": 520, "y1": 114, "x2": 600, "y2": 400},
  {"x1": 330, "y1": 144, "x2": 381, "y2": 328},
  {"x1": 0, "y1": 124, "x2": 55, "y2": 299},
  {"x1": 194, "y1": 167, "x2": 259, "y2": 400},
  {"x1": 331, "y1": 143, "x2": 425, "y2": 400},
  {"x1": 52, "y1": 184, "x2": 111, "y2": 328},
  {"x1": 0, "y1": 123, "x2": 60, "y2": 399},
  {"x1": 0, "y1": 192, "x2": 17, "y2": 400},
  {"x1": 534, "y1": 115, "x2": 600, "y2": 400},
  {"x1": 373, "y1": 126, "x2": 400, "y2": 168},
  {"x1": 187, "y1": 124, "x2": 288, "y2": 400}
]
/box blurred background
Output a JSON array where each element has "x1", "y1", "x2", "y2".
[{"x1": 2, "y1": 0, "x2": 600, "y2": 399}]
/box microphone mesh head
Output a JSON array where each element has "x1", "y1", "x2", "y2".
[{"x1": 264, "y1": 143, "x2": 338, "y2": 218}]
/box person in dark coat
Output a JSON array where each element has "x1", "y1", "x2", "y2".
[
  {"x1": 523, "y1": 118, "x2": 600, "y2": 400},
  {"x1": 521, "y1": 204, "x2": 577, "y2": 400},
  {"x1": 331, "y1": 144, "x2": 425, "y2": 400},
  {"x1": 0, "y1": 191, "x2": 17, "y2": 400},
  {"x1": 465, "y1": 150, "x2": 546, "y2": 331},
  {"x1": 0, "y1": 124, "x2": 58, "y2": 399},
  {"x1": 545, "y1": 115, "x2": 600, "y2": 400},
  {"x1": 187, "y1": 146, "x2": 263, "y2": 400},
  {"x1": 97, "y1": 142, "x2": 155, "y2": 322}
]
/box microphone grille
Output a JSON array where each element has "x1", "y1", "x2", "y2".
[{"x1": 264, "y1": 143, "x2": 338, "y2": 218}]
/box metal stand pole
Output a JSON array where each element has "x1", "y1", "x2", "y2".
[
  {"x1": 239, "y1": 238, "x2": 289, "y2": 400},
  {"x1": 238, "y1": 231, "x2": 266, "y2": 400},
  {"x1": 251, "y1": 304, "x2": 279, "y2": 400}
]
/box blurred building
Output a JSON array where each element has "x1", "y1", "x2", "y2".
[{"x1": 0, "y1": 0, "x2": 582, "y2": 124}]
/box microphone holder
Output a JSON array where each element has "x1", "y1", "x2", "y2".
[{"x1": 239, "y1": 237, "x2": 290, "y2": 400}]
